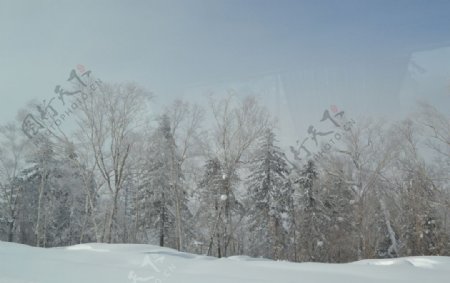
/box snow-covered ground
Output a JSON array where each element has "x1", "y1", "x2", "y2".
[{"x1": 1, "y1": 241, "x2": 450, "y2": 283}]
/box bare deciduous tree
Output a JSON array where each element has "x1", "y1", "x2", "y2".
[
  {"x1": 76, "y1": 82, "x2": 151, "y2": 243},
  {"x1": 208, "y1": 94, "x2": 271, "y2": 256},
  {"x1": 0, "y1": 123, "x2": 27, "y2": 242}
]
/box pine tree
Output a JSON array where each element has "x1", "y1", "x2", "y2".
[
  {"x1": 140, "y1": 114, "x2": 190, "y2": 249},
  {"x1": 246, "y1": 129, "x2": 292, "y2": 259},
  {"x1": 16, "y1": 139, "x2": 91, "y2": 247},
  {"x1": 196, "y1": 158, "x2": 225, "y2": 257},
  {"x1": 321, "y1": 169, "x2": 359, "y2": 262},
  {"x1": 296, "y1": 159, "x2": 327, "y2": 262}
]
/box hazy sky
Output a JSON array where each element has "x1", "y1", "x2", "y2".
[{"x1": 1, "y1": 0, "x2": 450, "y2": 140}]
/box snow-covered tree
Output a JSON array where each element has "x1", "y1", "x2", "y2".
[
  {"x1": 320, "y1": 159, "x2": 359, "y2": 262},
  {"x1": 0, "y1": 122, "x2": 27, "y2": 242},
  {"x1": 75, "y1": 82, "x2": 151, "y2": 243},
  {"x1": 196, "y1": 158, "x2": 228, "y2": 257},
  {"x1": 138, "y1": 114, "x2": 190, "y2": 249},
  {"x1": 209, "y1": 94, "x2": 271, "y2": 256},
  {"x1": 296, "y1": 159, "x2": 329, "y2": 261},
  {"x1": 245, "y1": 129, "x2": 292, "y2": 259}
]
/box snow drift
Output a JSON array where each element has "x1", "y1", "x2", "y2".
[{"x1": 1, "y1": 241, "x2": 449, "y2": 283}]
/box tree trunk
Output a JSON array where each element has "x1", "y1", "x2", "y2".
[
  {"x1": 105, "y1": 189, "x2": 120, "y2": 243},
  {"x1": 159, "y1": 192, "x2": 165, "y2": 247},
  {"x1": 35, "y1": 169, "x2": 47, "y2": 247},
  {"x1": 7, "y1": 219, "x2": 14, "y2": 242}
]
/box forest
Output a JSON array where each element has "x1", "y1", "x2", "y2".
[{"x1": 0, "y1": 73, "x2": 449, "y2": 263}]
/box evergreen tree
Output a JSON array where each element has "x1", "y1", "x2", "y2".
[
  {"x1": 296, "y1": 159, "x2": 327, "y2": 262},
  {"x1": 16, "y1": 139, "x2": 90, "y2": 247},
  {"x1": 246, "y1": 129, "x2": 292, "y2": 259},
  {"x1": 321, "y1": 169, "x2": 359, "y2": 262},
  {"x1": 140, "y1": 114, "x2": 190, "y2": 249},
  {"x1": 196, "y1": 158, "x2": 225, "y2": 257}
]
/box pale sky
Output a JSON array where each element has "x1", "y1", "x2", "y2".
[{"x1": 1, "y1": 0, "x2": 450, "y2": 142}]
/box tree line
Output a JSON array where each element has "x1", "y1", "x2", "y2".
[{"x1": 0, "y1": 79, "x2": 449, "y2": 263}]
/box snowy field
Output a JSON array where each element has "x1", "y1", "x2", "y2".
[{"x1": 1, "y1": 241, "x2": 450, "y2": 283}]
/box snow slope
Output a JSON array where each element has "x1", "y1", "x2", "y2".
[{"x1": 1, "y1": 241, "x2": 449, "y2": 283}]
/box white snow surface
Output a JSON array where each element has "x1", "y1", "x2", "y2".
[{"x1": 1, "y1": 241, "x2": 450, "y2": 283}]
